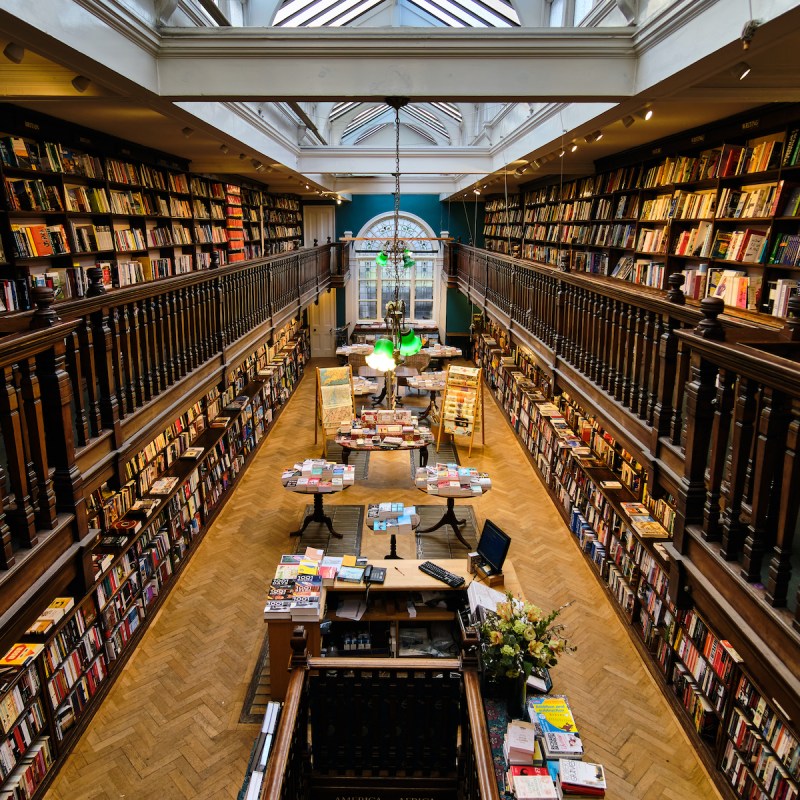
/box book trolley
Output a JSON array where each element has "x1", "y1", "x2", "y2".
[{"x1": 436, "y1": 365, "x2": 484, "y2": 457}]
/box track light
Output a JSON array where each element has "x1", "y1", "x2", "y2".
[
  {"x1": 622, "y1": 115, "x2": 635, "y2": 128},
  {"x1": 71, "y1": 75, "x2": 91, "y2": 93},
  {"x1": 473, "y1": 188, "x2": 481, "y2": 195},
  {"x1": 2, "y1": 43, "x2": 24, "y2": 64},
  {"x1": 251, "y1": 158, "x2": 261, "y2": 168},
  {"x1": 584, "y1": 130, "x2": 603, "y2": 143},
  {"x1": 570, "y1": 142, "x2": 578, "y2": 152},
  {"x1": 336, "y1": 198, "x2": 342, "y2": 205},
  {"x1": 182, "y1": 126, "x2": 194, "y2": 138},
  {"x1": 530, "y1": 159, "x2": 541, "y2": 170},
  {"x1": 305, "y1": 184, "x2": 310, "y2": 189},
  {"x1": 219, "y1": 143, "x2": 229, "y2": 154},
  {"x1": 513, "y1": 162, "x2": 529, "y2": 177},
  {"x1": 732, "y1": 61, "x2": 751, "y2": 80},
  {"x1": 741, "y1": 19, "x2": 761, "y2": 50},
  {"x1": 239, "y1": 153, "x2": 246, "y2": 159},
  {"x1": 636, "y1": 108, "x2": 653, "y2": 121},
  {"x1": 558, "y1": 148, "x2": 566, "y2": 158}
]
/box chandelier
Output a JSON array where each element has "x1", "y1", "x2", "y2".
[{"x1": 366, "y1": 97, "x2": 423, "y2": 381}]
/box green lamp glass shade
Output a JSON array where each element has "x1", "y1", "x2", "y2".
[
  {"x1": 375, "y1": 250, "x2": 389, "y2": 267},
  {"x1": 402, "y1": 249, "x2": 415, "y2": 268},
  {"x1": 399, "y1": 328, "x2": 423, "y2": 356},
  {"x1": 366, "y1": 338, "x2": 396, "y2": 372}
]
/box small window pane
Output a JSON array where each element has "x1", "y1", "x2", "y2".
[
  {"x1": 415, "y1": 262, "x2": 433, "y2": 279},
  {"x1": 549, "y1": 0, "x2": 564, "y2": 26},
  {"x1": 359, "y1": 264, "x2": 376, "y2": 280},
  {"x1": 574, "y1": 0, "x2": 592, "y2": 24},
  {"x1": 416, "y1": 283, "x2": 433, "y2": 301},
  {"x1": 414, "y1": 301, "x2": 433, "y2": 320},
  {"x1": 359, "y1": 281, "x2": 377, "y2": 300},
  {"x1": 359, "y1": 301, "x2": 377, "y2": 319}
]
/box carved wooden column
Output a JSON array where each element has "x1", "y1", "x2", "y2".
[
  {"x1": 88, "y1": 305, "x2": 120, "y2": 438},
  {"x1": 119, "y1": 303, "x2": 140, "y2": 409},
  {"x1": 720, "y1": 376, "x2": 758, "y2": 561},
  {"x1": 769, "y1": 398, "x2": 800, "y2": 610},
  {"x1": 76, "y1": 318, "x2": 102, "y2": 439},
  {"x1": 740, "y1": 386, "x2": 791, "y2": 582},
  {"x1": 702, "y1": 368, "x2": 735, "y2": 542}
]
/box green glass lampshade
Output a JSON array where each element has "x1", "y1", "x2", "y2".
[
  {"x1": 399, "y1": 328, "x2": 423, "y2": 356},
  {"x1": 366, "y1": 338, "x2": 396, "y2": 371},
  {"x1": 375, "y1": 250, "x2": 389, "y2": 267},
  {"x1": 402, "y1": 249, "x2": 415, "y2": 268}
]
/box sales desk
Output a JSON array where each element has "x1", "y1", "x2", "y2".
[{"x1": 266, "y1": 559, "x2": 521, "y2": 700}]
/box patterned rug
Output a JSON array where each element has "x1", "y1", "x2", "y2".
[
  {"x1": 293, "y1": 504, "x2": 363, "y2": 556},
  {"x1": 324, "y1": 441, "x2": 370, "y2": 479},
  {"x1": 415, "y1": 505, "x2": 479, "y2": 558},
  {"x1": 410, "y1": 435, "x2": 460, "y2": 476},
  {"x1": 484, "y1": 696, "x2": 515, "y2": 799}
]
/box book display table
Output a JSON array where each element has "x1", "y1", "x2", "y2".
[
  {"x1": 405, "y1": 370, "x2": 446, "y2": 422},
  {"x1": 335, "y1": 410, "x2": 434, "y2": 467},
  {"x1": 414, "y1": 464, "x2": 492, "y2": 549},
  {"x1": 352, "y1": 375, "x2": 379, "y2": 396},
  {"x1": 281, "y1": 459, "x2": 356, "y2": 538},
  {"x1": 335, "y1": 344, "x2": 374, "y2": 358},
  {"x1": 421, "y1": 345, "x2": 462, "y2": 363}
]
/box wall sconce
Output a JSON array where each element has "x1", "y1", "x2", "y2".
[
  {"x1": 71, "y1": 75, "x2": 91, "y2": 93},
  {"x1": 732, "y1": 61, "x2": 751, "y2": 80},
  {"x1": 2, "y1": 43, "x2": 24, "y2": 64},
  {"x1": 622, "y1": 115, "x2": 635, "y2": 128},
  {"x1": 636, "y1": 108, "x2": 653, "y2": 121},
  {"x1": 182, "y1": 126, "x2": 194, "y2": 138}
]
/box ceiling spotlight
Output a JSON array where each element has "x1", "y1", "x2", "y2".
[
  {"x1": 305, "y1": 184, "x2": 310, "y2": 189},
  {"x1": 182, "y1": 126, "x2": 194, "y2": 138},
  {"x1": 336, "y1": 198, "x2": 342, "y2": 205},
  {"x1": 513, "y1": 163, "x2": 529, "y2": 177},
  {"x1": 530, "y1": 159, "x2": 541, "y2": 170},
  {"x1": 636, "y1": 108, "x2": 653, "y2": 121},
  {"x1": 732, "y1": 61, "x2": 751, "y2": 80},
  {"x1": 71, "y1": 75, "x2": 91, "y2": 93},
  {"x1": 622, "y1": 115, "x2": 635, "y2": 128},
  {"x1": 239, "y1": 153, "x2": 246, "y2": 159},
  {"x1": 2, "y1": 43, "x2": 24, "y2": 64},
  {"x1": 219, "y1": 143, "x2": 229, "y2": 154},
  {"x1": 251, "y1": 158, "x2": 263, "y2": 168},
  {"x1": 558, "y1": 148, "x2": 566, "y2": 158},
  {"x1": 584, "y1": 130, "x2": 603, "y2": 143},
  {"x1": 473, "y1": 188, "x2": 481, "y2": 195},
  {"x1": 570, "y1": 142, "x2": 578, "y2": 152},
  {"x1": 741, "y1": 19, "x2": 761, "y2": 50}
]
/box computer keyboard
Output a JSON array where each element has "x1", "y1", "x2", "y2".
[{"x1": 418, "y1": 560, "x2": 465, "y2": 588}]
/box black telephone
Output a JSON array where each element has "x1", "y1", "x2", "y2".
[{"x1": 363, "y1": 565, "x2": 386, "y2": 584}]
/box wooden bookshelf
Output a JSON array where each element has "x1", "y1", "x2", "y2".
[{"x1": 486, "y1": 104, "x2": 800, "y2": 319}]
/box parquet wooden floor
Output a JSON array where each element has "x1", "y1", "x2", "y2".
[{"x1": 44, "y1": 359, "x2": 722, "y2": 800}]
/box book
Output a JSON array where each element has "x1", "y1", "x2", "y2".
[
  {"x1": 558, "y1": 760, "x2": 607, "y2": 796},
  {"x1": 336, "y1": 565, "x2": 365, "y2": 583},
  {"x1": 180, "y1": 446, "x2": 205, "y2": 460},
  {"x1": 149, "y1": 476, "x2": 179, "y2": 495},
  {"x1": 0, "y1": 642, "x2": 44, "y2": 667},
  {"x1": 526, "y1": 694, "x2": 580, "y2": 735},
  {"x1": 512, "y1": 770, "x2": 560, "y2": 800}
]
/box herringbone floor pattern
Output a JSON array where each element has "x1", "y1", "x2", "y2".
[{"x1": 44, "y1": 358, "x2": 721, "y2": 800}]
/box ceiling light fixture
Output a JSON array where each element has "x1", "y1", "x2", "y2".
[
  {"x1": 182, "y1": 126, "x2": 194, "y2": 138},
  {"x1": 513, "y1": 162, "x2": 529, "y2": 177},
  {"x1": 570, "y1": 142, "x2": 578, "y2": 152},
  {"x1": 336, "y1": 197, "x2": 342, "y2": 205},
  {"x1": 732, "y1": 61, "x2": 752, "y2": 80},
  {"x1": 584, "y1": 130, "x2": 603, "y2": 143},
  {"x1": 741, "y1": 19, "x2": 761, "y2": 50},
  {"x1": 251, "y1": 158, "x2": 262, "y2": 168},
  {"x1": 473, "y1": 188, "x2": 481, "y2": 195},
  {"x1": 530, "y1": 159, "x2": 541, "y2": 170},
  {"x1": 71, "y1": 75, "x2": 91, "y2": 93},
  {"x1": 558, "y1": 148, "x2": 566, "y2": 158},
  {"x1": 219, "y1": 143, "x2": 229, "y2": 154},
  {"x1": 2, "y1": 43, "x2": 24, "y2": 64},
  {"x1": 622, "y1": 115, "x2": 635, "y2": 128},
  {"x1": 636, "y1": 108, "x2": 653, "y2": 121},
  {"x1": 239, "y1": 153, "x2": 246, "y2": 159}
]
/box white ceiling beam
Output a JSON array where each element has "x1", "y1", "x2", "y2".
[
  {"x1": 298, "y1": 146, "x2": 493, "y2": 174},
  {"x1": 154, "y1": 27, "x2": 637, "y2": 100}
]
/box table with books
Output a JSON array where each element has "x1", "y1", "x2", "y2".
[
  {"x1": 334, "y1": 409, "x2": 434, "y2": 467},
  {"x1": 405, "y1": 370, "x2": 447, "y2": 422},
  {"x1": 352, "y1": 375, "x2": 379, "y2": 396},
  {"x1": 281, "y1": 459, "x2": 356, "y2": 539},
  {"x1": 421, "y1": 344, "x2": 462, "y2": 367},
  {"x1": 414, "y1": 463, "x2": 491, "y2": 549}
]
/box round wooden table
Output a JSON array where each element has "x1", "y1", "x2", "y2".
[
  {"x1": 415, "y1": 483, "x2": 491, "y2": 550},
  {"x1": 285, "y1": 483, "x2": 351, "y2": 539},
  {"x1": 334, "y1": 429, "x2": 433, "y2": 467}
]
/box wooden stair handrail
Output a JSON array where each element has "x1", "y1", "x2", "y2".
[
  {"x1": 306, "y1": 655, "x2": 462, "y2": 670},
  {"x1": 262, "y1": 665, "x2": 305, "y2": 799},
  {"x1": 464, "y1": 670, "x2": 502, "y2": 800}
]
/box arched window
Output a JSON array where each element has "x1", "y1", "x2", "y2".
[{"x1": 353, "y1": 213, "x2": 439, "y2": 322}]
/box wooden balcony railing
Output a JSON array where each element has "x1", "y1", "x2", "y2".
[
  {"x1": 0, "y1": 246, "x2": 334, "y2": 632},
  {"x1": 451, "y1": 242, "x2": 800, "y2": 720}
]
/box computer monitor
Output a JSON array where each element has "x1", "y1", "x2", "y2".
[{"x1": 476, "y1": 519, "x2": 511, "y2": 575}]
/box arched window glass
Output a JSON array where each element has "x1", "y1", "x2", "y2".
[{"x1": 354, "y1": 215, "x2": 438, "y2": 322}]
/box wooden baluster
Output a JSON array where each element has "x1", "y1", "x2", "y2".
[
  {"x1": 720, "y1": 376, "x2": 758, "y2": 561},
  {"x1": 108, "y1": 308, "x2": 129, "y2": 418},
  {"x1": 64, "y1": 329, "x2": 90, "y2": 447},
  {"x1": 154, "y1": 293, "x2": 171, "y2": 387},
  {"x1": 628, "y1": 307, "x2": 644, "y2": 415},
  {"x1": 89, "y1": 305, "x2": 121, "y2": 433},
  {"x1": 190, "y1": 284, "x2": 202, "y2": 367},
  {"x1": 119, "y1": 302, "x2": 140, "y2": 409},
  {"x1": 173, "y1": 288, "x2": 188, "y2": 379},
  {"x1": 0, "y1": 466, "x2": 14, "y2": 568},
  {"x1": 768, "y1": 398, "x2": 800, "y2": 610},
  {"x1": 606, "y1": 299, "x2": 621, "y2": 396},
  {"x1": 702, "y1": 368, "x2": 735, "y2": 541},
  {"x1": 198, "y1": 281, "x2": 211, "y2": 363},
  {"x1": 144, "y1": 297, "x2": 161, "y2": 396},
  {"x1": 36, "y1": 338, "x2": 86, "y2": 531},
  {"x1": 638, "y1": 311, "x2": 655, "y2": 420},
  {"x1": 579, "y1": 288, "x2": 591, "y2": 375},
  {"x1": 138, "y1": 297, "x2": 160, "y2": 401},
  {"x1": 673, "y1": 350, "x2": 718, "y2": 552},
  {"x1": 741, "y1": 387, "x2": 792, "y2": 582},
  {"x1": 213, "y1": 276, "x2": 226, "y2": 351},
  {"x1": 77, "y1": 318, "x2": 102, "y2": 438},
  {"x1": 596, "y1": 294, "x2": 610, "y2": 390},
  {"x1": 669, "y1": 338, "x2": 690, "y2": 447},
  {"x1": 0, "y1": 365, "x2": 37, "y2": 547},
  {"x1": 226, "y1": 274, "x2": 237, "y2": 344},
  {"x1": 588, "y1": 291, "x2": 601, "y2": 383},
  {"x1": 620, "y1": 302, "x2": 634, "y2": 407},
  {"x1": 18, "y1": 356, "x2": 56, "y2": 531},
  {"x1": 553, "y1": 280, "x2": 566, "y2": 359}
]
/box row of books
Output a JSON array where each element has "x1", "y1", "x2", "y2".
[
  {"x1": 414, "y1": 462, "x2": 491, "y2": 497},
  {"x1": 280, "y1": 459, "x2": 356, "y2": 493}
]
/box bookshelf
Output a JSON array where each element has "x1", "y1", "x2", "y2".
[
  {"x1": 472, "y1": 322, "x2": 799, "y2": 800},
  {"x1": 487, "y1": 104, "x2": 800, "y2": 318},
  {"x1": 0, "y1": 104, "x2": 303, "y2": 309}
]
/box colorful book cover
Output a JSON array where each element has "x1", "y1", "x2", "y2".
[{"x1": 526, "y1": 694, "x2": 579, "y2": 734}]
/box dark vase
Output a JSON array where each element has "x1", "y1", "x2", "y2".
[{"x1": 505, "y1": 674, "x2": 527, "y2": 719}]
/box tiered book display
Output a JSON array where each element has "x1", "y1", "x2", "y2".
[
  {"x1": 437, "y1": 365, "x2": 484, "y2": 456},
  {"x1": 483, "y1": 194, "x2": 522, "y2": 256},
  {"x1": 485, "y1": 105, "x2": 800, "y2": 317},
  {"x1": 473, "y1": 323, "x2": 800, "y2": 800},
  {"x1": 2, "y1": 319, "x2": 309, "y2": 799},
  {"x1": 0, "y1": 104, "x2": 302, "y2": 309}
]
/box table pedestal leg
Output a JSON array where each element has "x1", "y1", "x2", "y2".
[
  {"x1": 341, "y1": 447, "x2": 350, "y2": 466},
  {"x1": 417, "y1": 390, "x2": 437, "y2": 422},
  {"x1": 420, "y1": 445, "x2": 429, "y2": 467},
  {"x1": 384, "y1": 533, "x2": 402, "y2": 560},
  {"x1": 290, "y1": 493, "x2": 343, "y2": 538},
  {"x1": 417, "y1": 497, "x2": 470, "y2": 549}
]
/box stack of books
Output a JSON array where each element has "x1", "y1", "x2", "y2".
[
  {"x1": 281, "y1": 459, "x2": 355, "y2": 493},
  {"x1": 24, "y1": 598, "x2": 75, "y2": 636},
  {"x1": 526, "y1": 694, "x2": 584, "y2": 761},
  {"x1": 414, "y1": 463, "x2": 491, "y2": 497},
  {"x1": 557, "y1": 760, "x2": 607, "y2": 797},
  {"x1": 367, "y1": 503, "x2": 420, "y2": 532},
  {"x1": 263, "y1": 549, "x2": 325, "y2": 621}
]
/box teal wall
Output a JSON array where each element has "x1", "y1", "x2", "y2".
[{"x1": 335, "y1": 194, "x2": 483, "y2": 247}]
